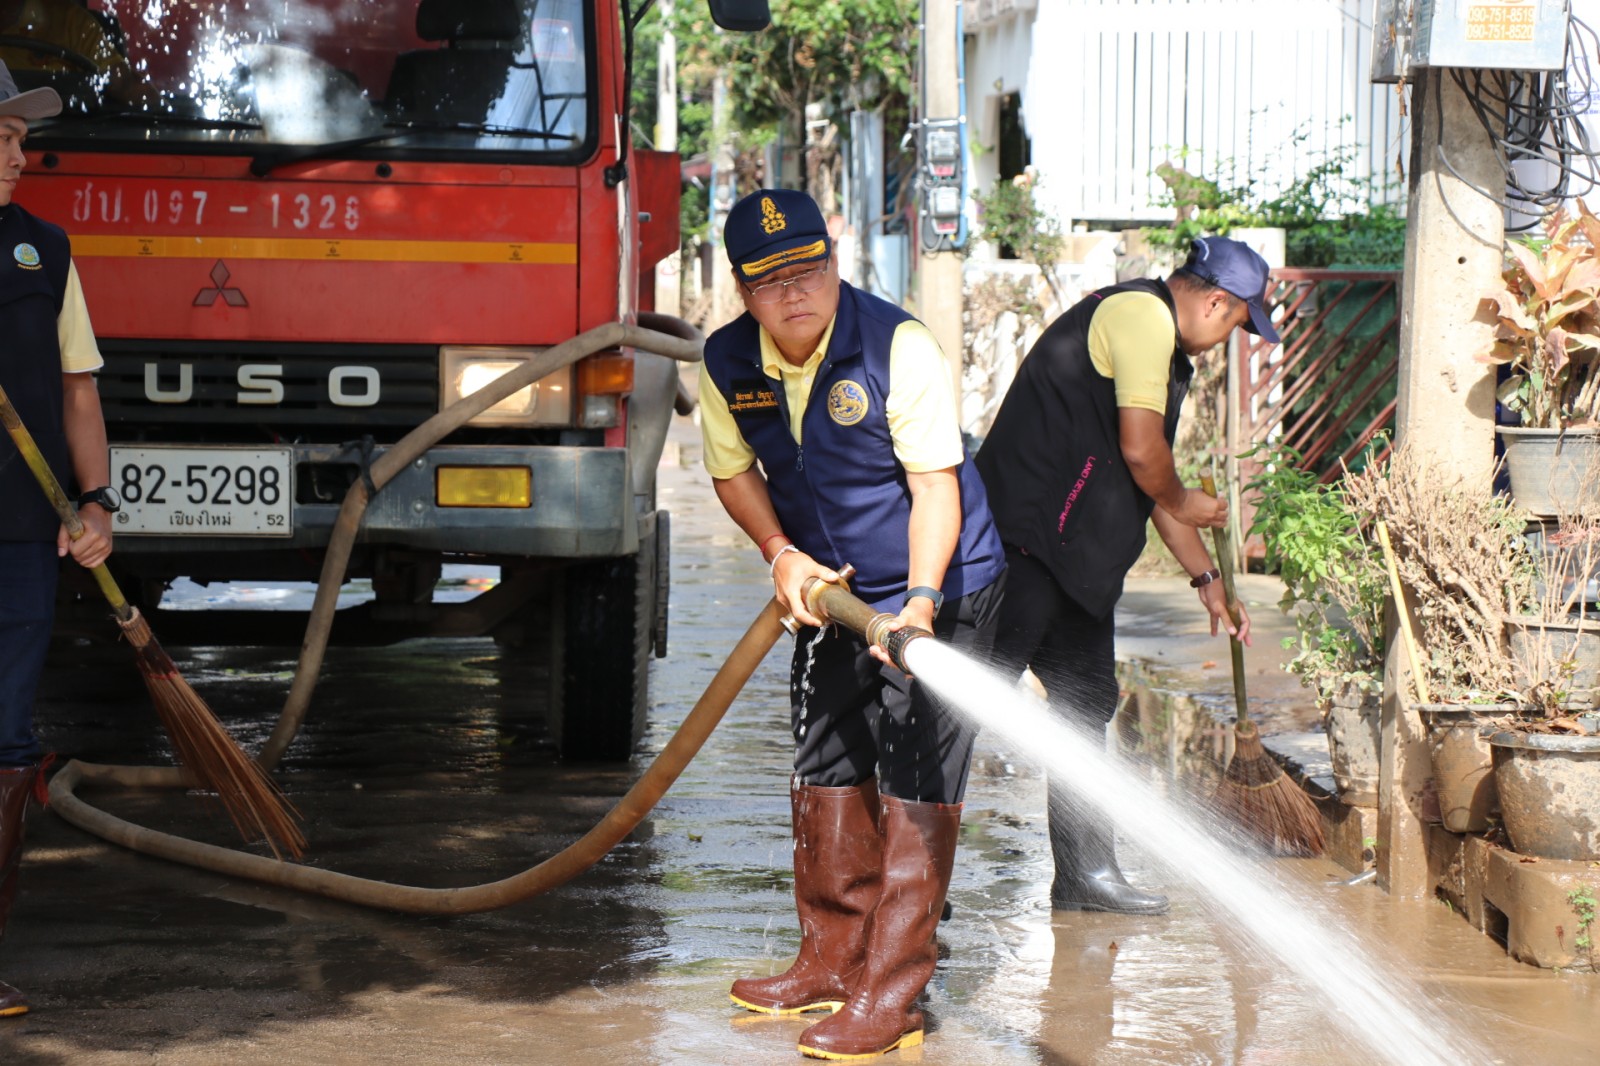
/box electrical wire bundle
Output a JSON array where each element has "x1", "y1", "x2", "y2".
[{"x1": 1443, "y1": 15, "x2": 1600, "y2": 232}]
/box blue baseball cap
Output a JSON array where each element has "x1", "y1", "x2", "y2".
[
  {"x1": 1181, "y1": 237, "x2": 1281, "y2": 344},
  {"x1": 724, "y1": 188, "x2": 832, "y2": 283}
]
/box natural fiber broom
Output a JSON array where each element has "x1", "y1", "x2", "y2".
[
  {"x1": 0, "y1": 383, "x2": 304, "y2": 860},
  {"x1": 1201, "y1": 469, "x2": 1324, "y2": 857}
]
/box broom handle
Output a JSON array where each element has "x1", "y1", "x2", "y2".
[
  {"x1": 0, "y1": 382, "x2": 133, "y2": 619},
  {"x1": 1376, "y1": 520, "x2": 1431, "y2": 705},
  {"x1": 1199, "y1": 470, "x2": 1250, "y2": 722}
]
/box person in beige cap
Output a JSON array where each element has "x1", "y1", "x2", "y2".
[{"x1": 0, "y1": 59, "x2": 114, "y2": 1020}]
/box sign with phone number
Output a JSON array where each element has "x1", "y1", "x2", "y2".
[{"x1": 110, "y1": 447, "x2": 293, "y2": 536}]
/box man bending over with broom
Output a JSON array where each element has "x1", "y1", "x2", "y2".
[
  {"x1": 0, "y1": 63, "x2": 113, "y2": 1018},
  {"x1": 976, "y1": 236, "x2": 1271, "y2": 916}
]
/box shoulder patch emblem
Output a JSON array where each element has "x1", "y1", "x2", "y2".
[
  {"x1": 760, "y1": 196, "x2": 787, "y2": 235},
  {"x1": 13, "y1": 243, "x2": 40, "y2": 270},
  {"x1": 827, "y1": 380, "x2": 869, "y2": 427}
]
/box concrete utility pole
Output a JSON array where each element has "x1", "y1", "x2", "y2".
[
  {"x1": 1378, "y1": 68, "x2": 1504, "y2": 899},
  {"x1": 709, "y1": 73, "x2": 742, "y2": 326},
  {"x1": 917, "y1": 0, "x2": 965, "y2": 402},
  {"x1": 654, "y1": 0, "x2": 679, "y2": 316}
]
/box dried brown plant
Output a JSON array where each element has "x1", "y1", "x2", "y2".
[
  {"x1": 1343, "y1": 442, "x2": 1532, "y2": 702},
  {"x1": 1507, "y1": 460, "x2": 1600, "y2": 715}
]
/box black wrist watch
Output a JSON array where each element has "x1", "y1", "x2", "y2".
[
  {"x1": 77, "y1": 486, "x2": 122, "y2": 513},
  {"x1": 905, "y1": 585, "x2": 945, "y2": 614}
]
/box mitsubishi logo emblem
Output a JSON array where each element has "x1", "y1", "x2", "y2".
[{"x1": 194, "y1": 260, "x2": 248, "y2": 307}]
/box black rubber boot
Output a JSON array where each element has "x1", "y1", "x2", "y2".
[{"x1": 1047, "y1": 785, "x2": 1169, "y2": 915}]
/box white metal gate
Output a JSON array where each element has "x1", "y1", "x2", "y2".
[{"x1": 1016, "y1": 0, "x2": 1409, "y2": 224}]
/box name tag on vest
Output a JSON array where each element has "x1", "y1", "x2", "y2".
[{"x1": 727, "y1": 379, "x2": 779, "y2": 414}]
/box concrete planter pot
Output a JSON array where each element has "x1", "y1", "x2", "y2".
[
  {"x1": 1417, "y1": 705, "x2": 1510, "y2": 833},
  {"x1": 1489, "y1": 732, "x2": 1600, "y2": 860},
  {"x1": 1325, "y1": 687, "x2": 1381, "y2": 806},
  {"x1": 1497, "y1": 426, "x2": 1600, "y2": 517},
  {"x1": 1506, "y1": 617, "x2": 1600, "y2": 701}
]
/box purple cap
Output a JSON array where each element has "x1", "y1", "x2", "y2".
[{"x1": 1182, "y1": 237, "x2": 1280, "y2": 344}]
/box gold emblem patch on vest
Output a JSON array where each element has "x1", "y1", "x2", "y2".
[
  {"x1": 828, "y1": 380, "x2": 869, "y2": 426},
  {"x1": 13, "y1": 243, "x2": 40, "y2": 270}
]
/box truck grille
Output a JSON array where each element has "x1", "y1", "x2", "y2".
[{"x1": 98, "y1": 340, "x2": 440, "y2": 438}]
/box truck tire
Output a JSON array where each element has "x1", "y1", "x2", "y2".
[{"x1": 554, "y1": 523, "x2": 656, "y2": 761}]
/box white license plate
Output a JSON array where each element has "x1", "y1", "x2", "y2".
[{"x1": 110, "y1": 447, "x2": 293, "y2": 536}]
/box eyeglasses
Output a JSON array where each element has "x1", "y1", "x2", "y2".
[{"x1": 744, "y1": 265, "x2": 829, "y2": 304}]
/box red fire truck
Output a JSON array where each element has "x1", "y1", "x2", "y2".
[{"x1": 21, "y1": 0, "x2": 766, "y2": 760}]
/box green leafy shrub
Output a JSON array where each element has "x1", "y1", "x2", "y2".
[
  {"x1": 1145, "y1": 138, "x2": 1405, "y2": 269},
  {"x1": 972, "y1": 174, "x2": 1068, "y2": 309},
  {"x1": 1247, "y1": 442, "x2": 1386, "y2": 705}
]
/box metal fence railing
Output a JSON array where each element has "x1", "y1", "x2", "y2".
[{"x1": 1233, "y1": 267, "x2": 1402, "y2": 553}]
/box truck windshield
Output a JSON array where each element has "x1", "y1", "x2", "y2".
[{"x1": 20, "y1": 0, "x2": 593, "y2": 160}]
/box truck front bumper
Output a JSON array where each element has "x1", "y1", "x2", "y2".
[{"x1": 110, "y1": 443, "x2": 641, "y2": 560}]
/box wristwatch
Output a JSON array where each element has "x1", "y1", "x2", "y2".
[
  {"x1": 1189, "y1": 567, "x2": 1221, "y2": 589},
  {"x1": 905, "y1": 585, "x2": 945, "y2": 614},
  {"x1": 77, "y1": 486, "x2": 122, "y2": 513}
]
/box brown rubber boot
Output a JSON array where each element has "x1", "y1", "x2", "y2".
[
  {"x1": 0, "y1": 765, "x2": 37, "y2": 1018},
  {"x1": 796, "y1": 794, "x2": 961, "y2": 1060},
  {"x1": 729, "y1": 779, "x2": 882, "y2": 1015}
]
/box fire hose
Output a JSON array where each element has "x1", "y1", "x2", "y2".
[{"x1": 45, "y1": 316, "x2": 810, "y2": 914}]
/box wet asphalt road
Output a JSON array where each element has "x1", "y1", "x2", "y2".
[{"x1": 2, "y1": 411, "x2": 1595, "y2": 1065}]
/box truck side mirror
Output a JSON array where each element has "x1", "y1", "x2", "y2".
[{"x1": 707, "y1": 0, "x2": 770, "y2": 31}]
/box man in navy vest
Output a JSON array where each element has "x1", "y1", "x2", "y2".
[
  {"x1": 0, "y1": 62, "x2": 114, "y2": 1019},
  {"x1": 699, "y1": 189, "x2": 1005, "y2": 1060},
  {"x1": 977, "y1": 237, "x2": 1270, "y2": 918}
]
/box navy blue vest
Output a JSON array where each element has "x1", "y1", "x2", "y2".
[
  {"x1": 0, "y1": 205, "x2": 73, "y2": 543},
  {"x1": 703, "y1": 282, "x2": 1004, "y2": 607},
  {"x1": 976, "y1": 278, "x2": 1193, "y2": 619}
]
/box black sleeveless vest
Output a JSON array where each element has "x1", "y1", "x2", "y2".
[
  {"x1": 0, "y1": 205, "x2": 74, "y2": 542},
  {"x1": 975, "y1": 278, "x2": 1193, "y2": 619},
  {"x1": 702, "y1": 281, "x2": 1005, "y2": 607}
]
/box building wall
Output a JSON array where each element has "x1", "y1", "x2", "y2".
[
  {"x1": 965, "y1": 2, "x2": 1038, "y2": 210},
  {"x1": 967, "y1": 0, "x2": 1409, "y2": 230}
]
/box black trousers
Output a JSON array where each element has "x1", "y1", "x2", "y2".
[
  {"x1": 789, "y1": 576, "x2": 1004, "y2": 805},
  {"x1": 989, "y1": 548, "x2": 1120, "y2": 729}
]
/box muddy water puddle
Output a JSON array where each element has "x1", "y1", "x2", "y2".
[{"x1": 6, "y1": 424, "x2": 1596, "y2": 1064}]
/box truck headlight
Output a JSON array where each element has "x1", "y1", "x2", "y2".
[{"x1": 440, "y1": 346, "x2": 574, "y2": 426}]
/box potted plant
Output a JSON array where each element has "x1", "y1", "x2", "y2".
[
  {"x1": 1491, "y1": 509, "x2": 1600, "y2": 861},
  {"x1": 1480, "y1": 200, "x2": 1600, "y2": 516},
  {"x1": 1506, "y1": 507, "x2": 1600, "y2": 707},
  {"x1": 1247, "y1": 444, "x2": 1385, "y2": 806},
  {"x1": 1343, "y1": 444, "x2": 1534, "y2": 832}
]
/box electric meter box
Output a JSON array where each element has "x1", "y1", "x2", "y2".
[{"x1": 1372, "y1": 0, "x2": 1569, "y2": 83}]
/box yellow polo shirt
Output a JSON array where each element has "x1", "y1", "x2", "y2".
[
  {"x1": 1087, "y1": 290, "x2": 1177, "y2": 413},
  {"x1": 699, "y1": 317, "x2": 964, "y2": 480},
  {"x1": 59, "y1": 262, "x2": 103, "y2": 373}
]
